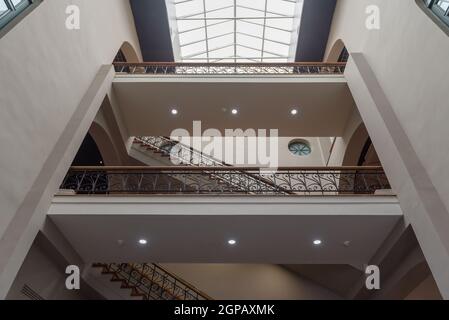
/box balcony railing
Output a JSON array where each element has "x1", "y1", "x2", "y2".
[
  {"x1": 113, "y1": 62, "x2": 346, "y2": 76},
  {"x1": 60, "y1": 166, "x2": 390, "y2": 195},
  {"x1": 94, "y1": 263, "x2": 211, "y2": 300}
]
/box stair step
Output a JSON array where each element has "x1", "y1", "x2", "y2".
[{"x1": 95, "y1": 263, "x2": 211, "y2": 301}]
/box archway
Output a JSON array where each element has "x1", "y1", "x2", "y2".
[
  {"x1": 116, "y1": 41, "x2": 140, "y2": 63},
  {"x1": 88, "y1": 121, "x2": 122, "y2": 166},
  {"x1": 71, "y1": 133, "x2": 104, "y2": 166},
  {"x1": 327, "y1": 39, "x2": 347, "y2": 62},
  {"x1": 342, "y1": 123, "x2": 380, "y2": 166}
]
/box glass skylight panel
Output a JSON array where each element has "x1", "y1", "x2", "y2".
[{"x1": 166, "y1": 0, "x2": 304, "y2": 63}]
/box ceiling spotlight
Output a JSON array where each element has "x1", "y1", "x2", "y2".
[
  {"x1": 171, "y1": 108, "x2": 178, "y2": 115},
  {"x1": 313, "y1": 239, "x2": 322, "y2": 246},
  {"x1": 228, "y1": 239, "x2": 237, "y2": 245},
  {"x1": 138, "y1": 239, "x2": 148, "y2": 245},
  {"x1": 290, "y1": 108, "x2": 298, "y2": 116},
  {"x1": 231, "y1": 108, "x2": 238, "y2": 115}
]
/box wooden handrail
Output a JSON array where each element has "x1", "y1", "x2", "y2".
[
  {"x1": 152, "y1": 264, "x2": 213, "y2": 300},
  {"x1": 113, "y1": 62, "x2": 347, "y2": 67},
  {"x1": 70, "y1": 166, "x2": 384, "y2": 171}
]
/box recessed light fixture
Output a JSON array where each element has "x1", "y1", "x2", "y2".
[
  {"x1": 231, "y1": 108, "x2": 238, "y2": 115},
  {"x1": 290, "y1": 108, "x2": 298, "y2": 116},
  {"x1": 138, "y1": 239, "x2": 148, "y2": 245},
  {"x1": 313, "y1": 239, "x2": 322, "y2": 246},
  {"x1": 171, "y1": 108, "x2": 178, "y2": 115},
  {"x1": 228, "y1": 239, "x2": 237, "y2": 245}
]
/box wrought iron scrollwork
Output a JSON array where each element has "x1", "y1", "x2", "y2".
[
  {"x1": 113, "y1": 62, "x2": 346, "y2": 76},
  {"x1": 61, "y1": 166, "x2": 391, "y2": 195}
]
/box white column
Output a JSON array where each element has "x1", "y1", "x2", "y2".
[{"x1": 345, "y1": 53, "x2": 449, "y2": 299}]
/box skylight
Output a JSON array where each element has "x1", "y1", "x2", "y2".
[{"x1": 165, "y1": 0, "x2": 304, "y2": 63}]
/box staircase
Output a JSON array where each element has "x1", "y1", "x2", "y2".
[
  {"x1": 132, "y1": 136, "x2": 290, "y2": 194},
  {"x1": 93, "y1": 263, "x2": 212, "y2": 300}
]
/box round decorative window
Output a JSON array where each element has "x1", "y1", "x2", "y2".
[{"x1": 288, "y1": 140, "x2": 311, "y2": 156}]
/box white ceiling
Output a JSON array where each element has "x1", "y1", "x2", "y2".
[
  {"x1": 48, "y1": 195, "x2": 402, "y2": 265},
  {"x1": 112, "y1": 76, "x2": 354, "y2": 137},
  {"x1": 165, "y1": 0, "x2": 304, "y2": 62}
]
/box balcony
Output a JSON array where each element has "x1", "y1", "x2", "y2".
[
  {"x1": 60, "y1": 166, "x2": 390, "y2": 196},
  {"x1": 111, "y1": 62, "x2": 353, "y2": 137},
  {"x1": 49, "y1": 190, "x2": 401, "y2": 264},
  {"x1": 113, "y1": 62, "x2": 346, "y2": 76}
]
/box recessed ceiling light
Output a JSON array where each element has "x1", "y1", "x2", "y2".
[
  {"x1": 290, "y1": 108, "x2": 298, "y2": 115},
  {"x1": 231, "y1": 108, "x2": 238, "y2": 115},
  {"x1": 313, "y1": 239, "x2": 322, "y2": 246},
  {"x1": 228, "y1": 239, "x2": 237, "y2": 245},
  {"x1": 138, "y1": 239, "x2": 147, "y2": 245},
  {"x1": 171, "y1": 108, "x2": 178, "y2": 115}
]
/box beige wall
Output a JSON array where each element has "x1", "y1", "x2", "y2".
[
  {"x1": 162, "y1": 264, "x2": 341, "y2": 300},
  {"x1": 0, "y1": 0, "x2": 141, "y2": 298},
  {"x1": 6, "y1": 240, "x2": 86, "y2": 300},
  {"x1": 326, "y1": 0, "x2": 449, "y2": 202},
  {"x1": 326, "y1": 0, "x2": 449, "y2": 297},
  {"x1": 405, "y1": 275, "x2": 442, "y2": 300}
]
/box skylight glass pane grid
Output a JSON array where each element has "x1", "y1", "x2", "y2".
[{"x1": 168, "y1": 0, "x2": 303, "y2": 63}]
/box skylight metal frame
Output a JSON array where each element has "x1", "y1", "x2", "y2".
[{"x1": 165, "y1": 0, "x2": 304, "y2": 63}]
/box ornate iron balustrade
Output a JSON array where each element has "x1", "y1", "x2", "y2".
[
  {"x1": 113, "y1": 62, "x2": 346, "y2": 76},
  {"x1": 94, "y1": 263, "x2": 211, "y2": 300},
  {"x1": 60, "y1": 166, "x2": 391, "y2": 195},
  {"x1": 134, "y1": 136, "x2": 287, "y2": 194}
]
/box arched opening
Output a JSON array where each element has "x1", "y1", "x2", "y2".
[
  {"x1": 327, "y1": 39, "x2": 348, "y2": 62},
  {"x1": 357, "y1": 137, "x2": 381, "y2": 166},
  {"x1": 337, "y1": 123, "x2": 386, "y2": 194},
  {"x1": 337, "y1": 47, "x2": 349, "y2": 63},
  {"x1": 88, "y1": 121, "x2": 122, "y2": 166},
  {"x1": 113, "y1": 41, "x2": 140, "y2": 72},
  {"x1": 342, "y1": 123, "x2": 380, "y2": 167},
  {"x1": 118, "y1": 41, "x2": 140, "y2": 63},
  {"x1": 71, "y1": 133, "x2": 104, "y2": 166},
  {"x1": 66, "y1": 121, "x2": 121, "y2": 194}
]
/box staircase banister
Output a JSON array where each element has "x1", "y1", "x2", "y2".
[{"x1": 152, "y1": 264, "x2": 213, "y2": 300}]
